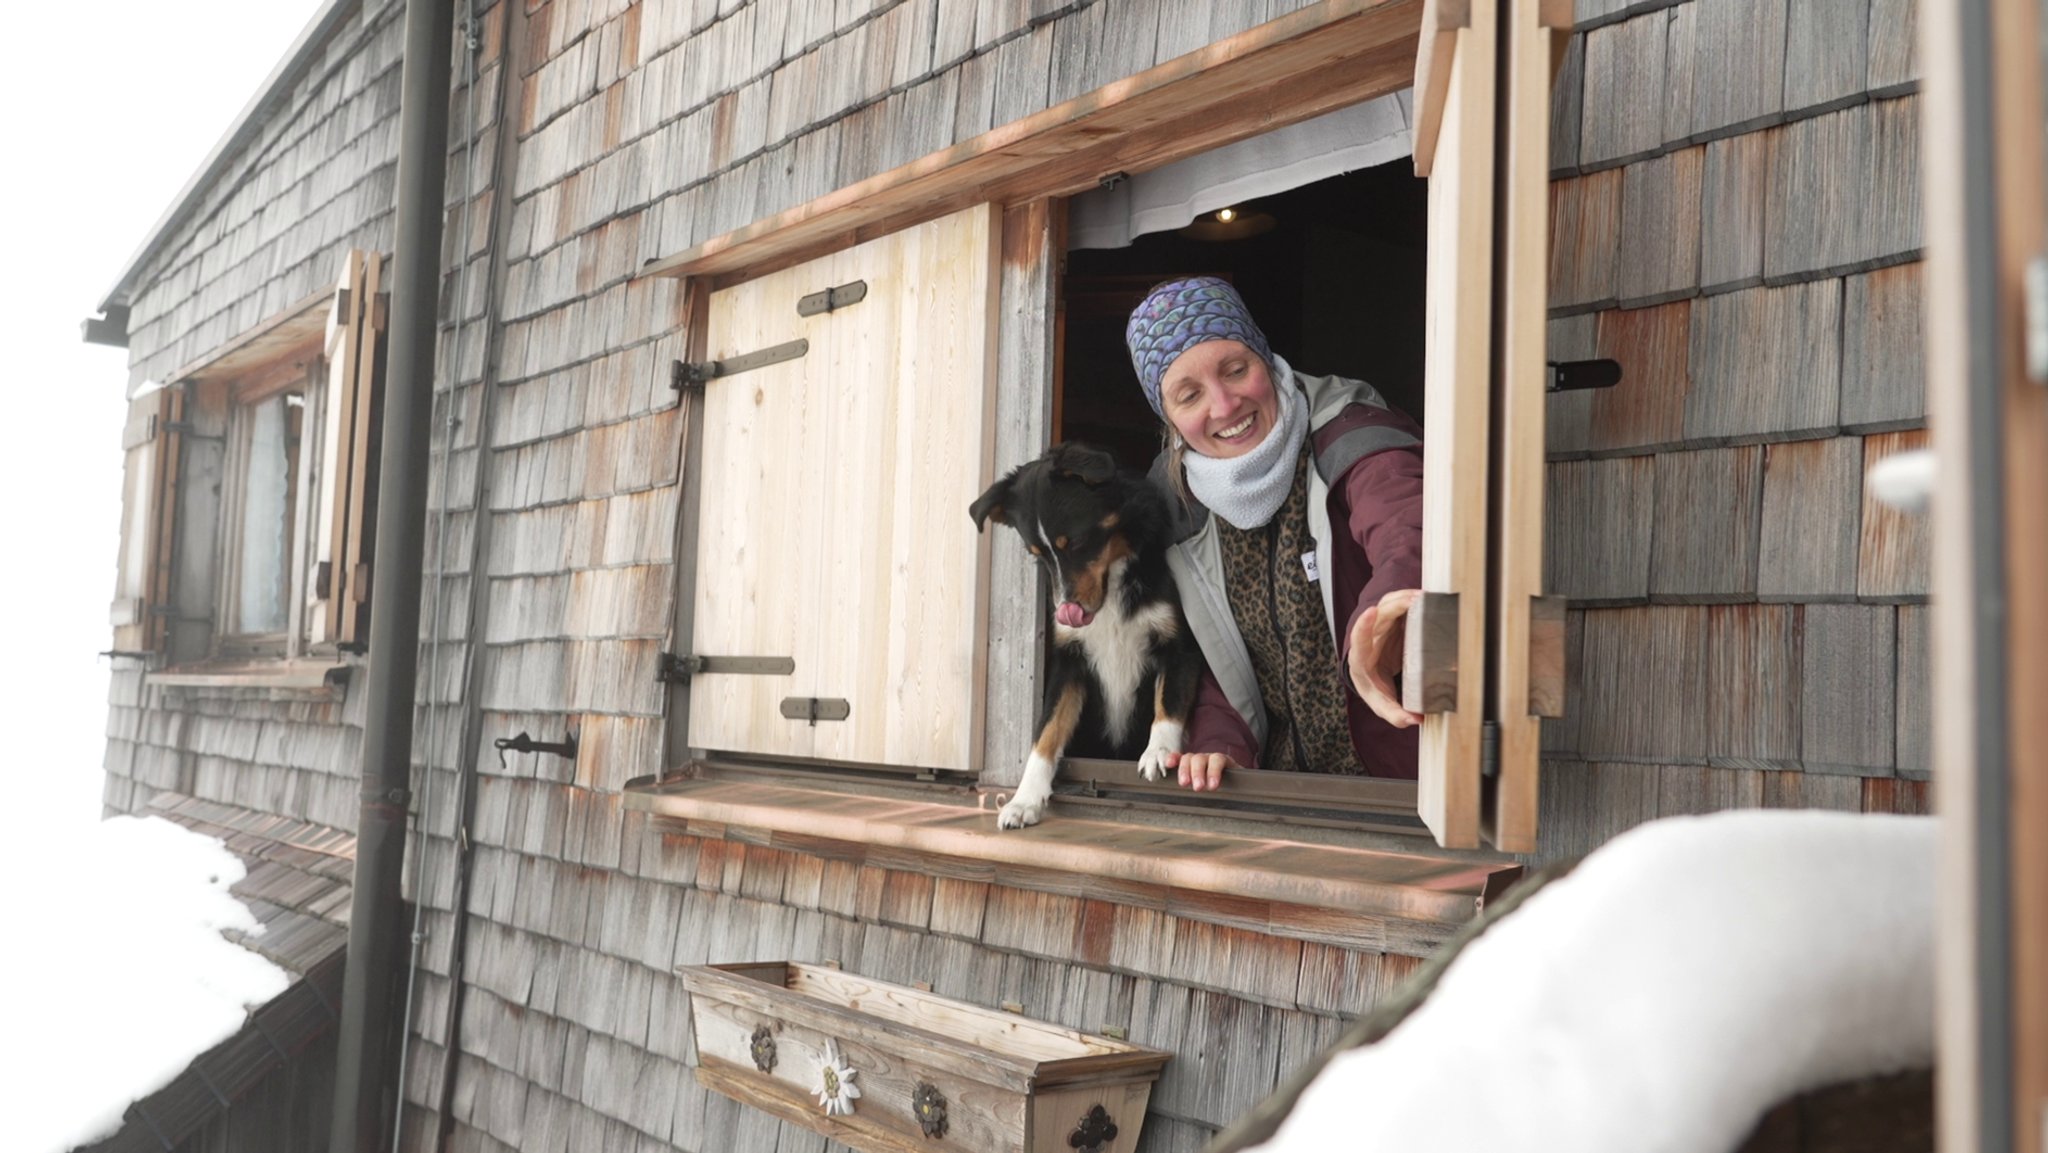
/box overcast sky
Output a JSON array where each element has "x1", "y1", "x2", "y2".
[{"x1": 0, "y1": 1, "x2": 328, "y2": 853}]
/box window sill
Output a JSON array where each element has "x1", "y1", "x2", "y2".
[
  {"x1": 147, "y1": 659, "x2": 352, "y2": 697},
  {"x1": 621, "y1": 774, "x2": 1521, "y2": 955}
]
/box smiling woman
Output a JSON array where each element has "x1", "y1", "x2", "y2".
[{"x1": 1124, "y1": 276, "x2": 1427, "y2": 788}]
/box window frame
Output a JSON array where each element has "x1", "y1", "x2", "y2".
[
  {"x1": 131, "y1": 249, "x2": 386, "y2": 686},
  {"x1": 644, "y1": 2, "x2": 1551, "y2": 851}
]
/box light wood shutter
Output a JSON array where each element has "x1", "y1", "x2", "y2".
[
  {"x1": 309, "y1": 249, "x2": 385, "y2": 648},
  {"x1": 110, "y1": 386, "x2": 185, "y2": 655},
  {"x1": 1411, "y1": 0, "x2": 1569, "y2": 851},
  {"x1": 686, "y1": 204, "x2": 999, "y2": 771}
]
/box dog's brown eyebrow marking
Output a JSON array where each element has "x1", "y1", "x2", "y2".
[
  {"x1": 1054, "y1": 535, "x2": 1068, "y2": 549},
  {"x1": 1027, "y1": 544, "x2": 1043, "y2": 556},
  {"x1": 1099, "y1": 512, "x2": 1120, "y2": 529}
]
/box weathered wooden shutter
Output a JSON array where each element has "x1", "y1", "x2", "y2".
[
  {"x1": 684, "y1": 204, "x2": 998, "y2": 771},
  {"x1": 1411, "y1": 0, "x2": 1569, "y2": 851},
  {"x1": 110, "y1": 386, "x2": 185, "y2": 656},
  {"x1": 308, "y1": 249, "x2": 385, "y2": 648}
]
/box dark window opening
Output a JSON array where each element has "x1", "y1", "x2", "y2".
[{"x1": 1052, "y1": 156, "x2": 1429, "y2": 768}]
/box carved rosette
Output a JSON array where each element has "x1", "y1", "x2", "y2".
[
  {"x1": 749, "y1": 1026, "x2": 777, "y2": 1074},
  {"x1": 910, "y1": 1082, "x2": 948, "y2": 1139},
  {"x1": 1068, "y1": 1104, "x2": 1118, "y2": 1151}
]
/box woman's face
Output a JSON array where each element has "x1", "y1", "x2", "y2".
[{"x1": 1159, "y1": 339, "x2": 1279, "y2": 460}]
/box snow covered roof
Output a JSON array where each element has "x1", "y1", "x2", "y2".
[
  {"x1": 60, "y1": 795, "x2": 356, "y2": 1153},
  {"x1": 1212, "y1": 810, "x2": 1936, "y2": 1153}
]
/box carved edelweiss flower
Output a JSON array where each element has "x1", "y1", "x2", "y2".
[
  {"x1": 815, "y1": 1040, "x2": 862, "y2": 1116},
  {"x1": 911, "y1": 1082, "x2": 949, "y2": 1139},
  {"x1": 749, "y1": 1026, "x2": 777, "y2": 1074}
]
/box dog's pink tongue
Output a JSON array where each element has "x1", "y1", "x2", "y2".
[{"x1": 1055, "y1": 602, "x2": 1094, "y2": 628}]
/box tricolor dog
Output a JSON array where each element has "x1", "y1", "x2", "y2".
[{"x1": 969, "y1": 442, "x2": 1203, "y2": 829}]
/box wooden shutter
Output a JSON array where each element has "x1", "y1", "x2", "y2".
[
  {"x1": 309, "y1": 249, "x2": 385, "y2": 648},
  {"x1": 1411, "y1": 0, "x2": 1569, "y2": 851},
  {"x1": 685, "y1": 204, "x2": 999, "y2": 771},
  {"x1": 110, "y1": 386, "x2": 185, "y2": 655}
]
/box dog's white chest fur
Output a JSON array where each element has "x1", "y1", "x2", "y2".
[{"x1": 1055, "y1": 591, "x2": 1176, "y2": 747}]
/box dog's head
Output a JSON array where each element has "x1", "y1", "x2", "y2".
[{"x1": 970, "y1": 443, "x2": 1134, "y2": 629}]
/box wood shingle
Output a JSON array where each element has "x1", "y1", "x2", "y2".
[
  {"x1": 1546, "y1": 456, "x2": 1656, "y2": 603},
  {"x1": 1896, "y1": 603, "x2": 1931, "y2": 777},
  {"x1": 1801, "y1": 604, "x2": 1898, "y2": 772},
  {"x1": 1686, "y1": 0, "x2": 1788, "y2": 139},
  {"x1": 1858, "y1": 429, "x2": 1933, "y2": 600},
  {"x1": 1706, "y1": 604, "x2": 1802, "y2": 766},
  {"x1": 1868, "y1": 0, "x2": 1919, "y2": 94},
  {"x1": 1551, "y1": 33, "x2": 1585, "y2": 175},
  {"x1": 1549, "y1": 168, "x2": 1623, "y2": 312},
  {"x1": 1757, "y1": 436, "x2": 1864, "y2": 600},
  {"x1": 1685, "y1": 279, "x2": 1842, "y2": 443},
  {"x1": 1699, "y1": 130, "x2": 1771, "y2": 293},
  {"x1": 1577, "y1": 606, "x2": 1710, "y2": 761},
  {"x1": 1841, "y1": 261, "x2": 1927, "y2": 431},
  {"x1": 1782, "y1": 0, "x2": 1871, "y2": 116},
  {"x1": 1650, "y1": 445, "x2": 1764, "y2": 601},
  {"x1": 1578, "y1": 11, "x2": 1670, "y2": 169},
  {"x1": 1617, "y1": 146, "x2": 1704, "y2": 307}
]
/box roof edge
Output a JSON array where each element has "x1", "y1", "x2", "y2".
[{"x1": 93, "y1": 0, "x2": 362, "y2": 317}]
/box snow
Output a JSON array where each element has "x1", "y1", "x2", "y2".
[
  {"x1": 1253, "y1": 810, "x2": 1935, "y2": 1153},
  {"x1": 2, "y1": 815, "x2": 290, "y2": 1153}
]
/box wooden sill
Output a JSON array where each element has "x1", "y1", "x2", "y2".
[
  {"x1": 147, "y1": 660, "x2": 351, "y2": 693},
  {"x1": 622, "y1": 775, "x2": 1519, "y2": 953}
]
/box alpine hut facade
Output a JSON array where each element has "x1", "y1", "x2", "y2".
[{"x1": 86, "y1": 0, "x2": 1936, "y2": 1150}]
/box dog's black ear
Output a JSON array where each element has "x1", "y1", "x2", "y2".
[
  {"x1": 1054, "y1": 442, "x2": 1118, "y2": 486},
  {"x1": 969, "y1": 473, "x2": 1013, "y2": 532}
]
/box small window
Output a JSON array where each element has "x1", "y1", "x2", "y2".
[{"x1": 122, "y1": 250, "x2": 387, "y2": 675}]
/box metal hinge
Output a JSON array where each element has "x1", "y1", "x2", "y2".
[
  {"x1": 796, "y1": 280, "x2": 868, "y2": 317},
  {"x1": 671, "y1": 338, "x2": 810, "y2": 392},
  {"x1": 656, "y1": 652, "x2": 796, "y2": 684},
  {"x1": 780, "y1": 697, "x2": 850, "y2": 726},
  {"x1": 1480, "y1": 720, "x2": 1500, "y2": 779}
]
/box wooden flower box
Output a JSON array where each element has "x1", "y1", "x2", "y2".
[{"x1": 678, "y1": 961, "x2": 1171, "y2": 1153}]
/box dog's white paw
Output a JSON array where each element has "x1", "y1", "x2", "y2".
[
  {"x1": 1136, "y1": 720, "x2": 1184, "y2": 783},
  {"x1": 997, "y1": 793, "x2": 1047, "y2": 829},
  {"x1": 998, "y1": 751, "x2": 1056, "y2": 830}
]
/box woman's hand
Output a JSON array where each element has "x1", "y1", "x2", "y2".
[
  {"x1": 1348, "y1": 588, "x2": 1425, "y2": 729},
  {"x1": 1165, "y1": 750, "x2": 1236, "y2": 791}
]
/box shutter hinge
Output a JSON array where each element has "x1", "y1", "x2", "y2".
[
  {"x1": 781, "y1": 697, "x2": 850, "y2": 725},
  {"x1": 657, "y1": 652, "x2": 797, "y2": 684},
  {"x1": 796, "y1": 280, "x2": 868, "y2": 317},
  {"x1": 670, "y1": 338, "x2": 810, "y2": 392},
  {"x1": 1480, "y1": 720, "x2": 1500, "y2": 779}
]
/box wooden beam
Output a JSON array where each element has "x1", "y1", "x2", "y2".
[
  {"x1": 1411, "y1": 0, "x2": 1471, "y2": 177},
  {"x1": 638, "y1": 0, "x2": 1422, "y2": 286},
  {"x1": 168, "y1": 288, "x2": 331, "y2": 386}
]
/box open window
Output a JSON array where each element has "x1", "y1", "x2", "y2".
[
  {"x1": 116, "y1": 249, "x2": 387, "y2": 679},
  {"x1": 641, "y1": 3, "x2": 1564, "y2": 853}
]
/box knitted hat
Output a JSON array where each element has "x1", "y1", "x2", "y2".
[{"x1": 1125, "y1": 276, "x2": 1273, "y2": 417}]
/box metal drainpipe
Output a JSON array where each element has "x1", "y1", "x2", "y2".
[{"x1": 328, "y1": 0, "x2": 453, "y2": 1147}]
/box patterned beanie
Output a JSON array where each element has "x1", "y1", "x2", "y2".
[{"x1": 1125, "y1": 276, "x2": 1273, "y2": 417}]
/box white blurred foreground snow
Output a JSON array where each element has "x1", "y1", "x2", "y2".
[
  {"x1": 1, "y1": 815, "x2": 289, "y2": 1153},
  {"x1": 1254, "y1": 810, "x2": 1935, "y2": 1153}
]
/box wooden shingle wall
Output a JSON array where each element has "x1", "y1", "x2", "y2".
[
  {"x1": 377, "y1": 2, "x2": 1397, "y2": 1152},
  {"x1": 101, "y1": 0, "x2": 409, "y2": 828},
  {"x1": 1539, "y1": 0, "x2": 1930, "y2": 862},
  {"x1": 398, "y1": 816, "x2": 1424, "y2": 1153}
]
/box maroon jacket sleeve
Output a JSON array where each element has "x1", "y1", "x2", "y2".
[
  {"x1": 1185, "y1": 668, "x2": 1261, "y2": 769},
  {"x1": 1335, "y1": 443, "x2": 1425, "y2": 670}
]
